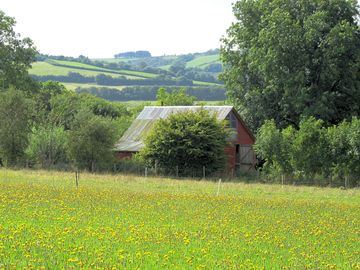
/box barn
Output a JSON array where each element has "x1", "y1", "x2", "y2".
[{"x1": 114, "y1": 106, "x2": 256, "y2": 175}]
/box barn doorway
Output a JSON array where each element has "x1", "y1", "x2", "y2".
[{"x1": 235, "y1": 144, "x2": 256, "y2": 173}]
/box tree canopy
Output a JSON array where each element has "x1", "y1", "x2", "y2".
[
  {"x1": 0, "y1": 89, "x2": 34, "y2": 166},
  {"x1": 0, "y1": 10, "x2": 37, "y2": 92},
  {"x1": 139, "y1": 109, "x2": 229, "y2": 176},
  {"x1": 220, "y1": 0, "x2": 360, "y2": 131},
  {"x1": 67, "y1": 110, "x2": 118, "y2": 172},
  {"x1": 156, "y1": 87, "x2": 196, "y2": 106}
]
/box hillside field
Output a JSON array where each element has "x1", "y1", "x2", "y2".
[
  {"x1": 29, "y1": 62, "x2": 148, "y2": 80},
  {"x1": 0, "y1": 169, "x2": 359, "y2": 269}
]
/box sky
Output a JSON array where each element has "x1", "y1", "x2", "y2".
[{"x1": 1, "y1": 0, "x2": 235, "y2": 58}]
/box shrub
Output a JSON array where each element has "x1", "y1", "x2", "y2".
[{"x1": 138, "y1": 109, "x2": 229, "y2": 176}]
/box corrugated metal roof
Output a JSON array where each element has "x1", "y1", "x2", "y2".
[{"x1": 114, "y1": 106, "x2": 234, "y2": 152}]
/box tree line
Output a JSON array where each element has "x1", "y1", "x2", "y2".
[
  {"x1": 114, "y1": 51, "x2": 152, "y2": 58},
  {"x1": 255, "y1": 117, "x2": 360, "y2": 187},
  {"x1": 32, "y1": 73, "x2": 194, "y2": 86},
  {"x1": 0, "y1": 82, "x2": 137, "y2": 171},
  {"x1": 75, "y1": 86, "x2": 226, "y2": 101}
]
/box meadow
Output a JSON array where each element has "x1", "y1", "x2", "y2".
[
  {"x1": 29, "y1": 62, "x2": 151, "y2": 80},
  {"x1": 0, "y1": 169, "x2": 359, "y2": 269}
]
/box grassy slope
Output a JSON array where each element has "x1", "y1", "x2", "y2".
[
  {"x1": 0, "y1": 169, "x2": 358, "y2": 269},
  {"x1": 49, "y1": 60, "x2": 158, "y2": 78},
  {"x1": 186, "y1": 54, "x2": 220, "y2": 68},
  {"x1": 29, "y1": 62, "x2": 141, "y2": 79},
  {"x1": 61, "y1": 83, "x2": 126, "y2": 91}
]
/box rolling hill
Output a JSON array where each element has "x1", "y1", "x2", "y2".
[{"x1": 30, "y1": 50, "x2": 225, "y2": 102}]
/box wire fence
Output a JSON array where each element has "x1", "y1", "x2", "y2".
[{"x1": 112, "y1": 160, "x2": 360, "y2": 188}]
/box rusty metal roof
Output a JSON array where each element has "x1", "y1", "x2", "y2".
[{"x1": 114, "y1": 106, "x2": 234, "y2": 152}]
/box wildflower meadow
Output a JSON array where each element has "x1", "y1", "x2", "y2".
[{"x1": 0, "y1": 169, "x2": 359, "y2": 269}]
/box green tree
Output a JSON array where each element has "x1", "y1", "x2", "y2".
[
  {"x1": 139, "y1": 109, "x2": 229, "y2": 176},
  {"x1": 34, "y1": 81, "x2": 67, "y2": 124},
  {"x1": 0, "y1": 89, "x2": 34, "y2": 166},
  {"x1": 49, "y1": 92, "x2": 130, "y2": 130},
  {"x1": 327, "y1": 117, "x2": 360, "y2": 185},
  {"x1": 220, "y1": 0, "x2": 360, "y2": 131},
  {"x1": 156, "y1": 87, "x2": 196, "y2": 106},
  {"x1": 0, "y1": 10, "x2": 37, "y2": 92},
  {"x1": 255, "y1": 120, "x2": 294, "y2": 180},
  {"x1": 67, "y1": 110, "x2": 117, "y2": 171},
  {"x1": 290, "y1": 117, "x2": 329, "y2": 181},
  {"x1": 26, "y1": 126, "x2": 68, "y2": 168}
]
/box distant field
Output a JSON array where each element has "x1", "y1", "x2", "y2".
[
  {"x1": 186, "y1": 54, "x2": 220, "y2": 68},
  {"x1": 193, "y1": 80, "x2": 222, "y2": 86},
  {"x1": 29, "y1": 62, "x2": 141, "y2": 79},
  {"x1": 62, "y1": 83, "x2": 126, "y2": 91},
  {"x1": 0, "y1": 169, "x2": 359, "y2": 269},
  {"x1": 30, "y1": 61, "x2": 158, "y2": 79}
]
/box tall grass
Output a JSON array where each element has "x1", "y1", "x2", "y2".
[{"x1": 0, "y1": 169, "x2": 359, "y2": 268}]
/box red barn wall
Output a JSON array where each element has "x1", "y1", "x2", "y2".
[
  {"x1": 225, "y1": 111, "x2": 255, "y2": 175},
  {"x1": 115, "y1": 152, "x2": 134, "y2": 159}
]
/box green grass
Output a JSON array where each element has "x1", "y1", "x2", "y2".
[
  {"x1": 186, "y1": 54, "x2": 220, "y2": 68},
  {"x1": 48, "y1": 60, "x2": 112, "y2": 71},
  {"x1": 29, "y1": 62, "x2": 141, "y2": 79},
  {"x1": 30, "y1": 61, "x2": 158, "y2": 79},
  {"x1": 0, "y1": 169, "x2": 359, "y2": 269},
  {"x1": 50, "y1": 60, "x2": 158, "y2": 78},
  {"x1": 62, "y1": 83, "x2": 126, "y2": 91},
  {"x1": 193, "y1": 80, "x2": 223, "y2": 86}
]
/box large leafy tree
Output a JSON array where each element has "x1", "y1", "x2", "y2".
[
  {"x1": 0, "y1": 89, "x2": 34, "y2": 166},
  {"x1": 67, "y1": 110, "x2": 117, "y2": 172},
  {"x1": 139, "y1": 109, "x2": 229, "y2": 176},
  {"x1": 0, "y1": 10, "x2": 37, "y2": 92},
  {"x1": 220, "y1": 0, "x2": 360, "y2": 131}
]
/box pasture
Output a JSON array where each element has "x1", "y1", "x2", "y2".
[
  {"x1": 29, "y1": 62, "x2": 153, "y2": 80},
  {"x1": 0, "y1": 169, "x2": 359, "y2": 269}
]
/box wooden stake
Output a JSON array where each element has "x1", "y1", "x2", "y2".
[
  {"x1": 145, "y1": 167, "x2": 148, "y2": 178},
  {"x1": 75, "y1": 170, "x2": 79, "y2": 188},
  {"x1": 216, "y1": 178, "x2": 222, "y2": 196},
  {"x1": 203, "y1": 166, "x2": 206, "y2": 179}
]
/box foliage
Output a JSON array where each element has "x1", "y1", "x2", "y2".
[
  {"x1": 156, "y1": 87, "x2": 196, "y2": 106},
  {"x1": 34, "y1": 81, "x2": 67, "y2": 123},
  {"x1": 67, "y1": 110, "x2": 117, "y2": 171},
  {"x1": 139, "y1": 109, "x2": 229, "y2": 176},
  {"x1": 26, "y1": 126, "x2": 68, "y2": 168},
  {"x1": 49, "y1": 92, "x2": 130, "y2": 130},
  {"x1": 0, "y1": 10, "x2": 37, "y2": 92},
  {"x1": 255, "y1": 117, "x2": 360, "y2": 186},
  {"x1": 327, "y1": 117, "x2": 360, "y2": 180},
  {"x1": 0, "y1": 169, "x2": 359, "y2": 268},
  {"x1": 255, "y1": 120, "x2": 293, "y2": 177},
  {"x1": 114, "y1": 50, "x2": 151, "y2": 58},
  {"x1": 291, "y1": 117, "x2": 328, "y2": 180},
  {"x1": 76, "y1": 86, "x2": 226, "y2": 102},
  {"x1": 220, "y1": 0, "x2": 360, "y2": 131},
  {"x1": 0, "y1": 89, "x2": 34, "y2": 166}
]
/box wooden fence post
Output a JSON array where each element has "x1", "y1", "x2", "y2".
[
  {"x1": 75, "y1": 170, "x2": 79, "y2": 188},
  {"x1": 216, "y1": 178, "x2": 222, "y2": 196}
]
